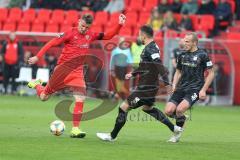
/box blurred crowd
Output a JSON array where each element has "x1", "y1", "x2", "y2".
[
  {"x1": 0, "y1": 0, "x2": 124, "y2": 12},
  {"x1": 148, "y1": 0, "x2": 237, "y2": 36}
]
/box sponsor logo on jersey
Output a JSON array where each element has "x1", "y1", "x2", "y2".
[
  {"x1": 78, "y1": 44, "x2": 89, "y2": 49},
  {"x1": 85, "y1": 35, "x2": 90, "y2": 40},
  {"x1": 151, "y1": 53, "x2": 160, "y2": 60},
  {"x1": 182, "y1": 62, "x2": 197, "y2": 67},
  {"x1": 206, "y1": 61, "x2": 213, "y2": 67},
  {"x1": 193, "y1": 56, "x2": 198, "y2": 61}
]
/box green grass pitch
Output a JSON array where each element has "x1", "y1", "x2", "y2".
[{"x1": 0, "y1": 95, "x2": 240, "y2": 160}]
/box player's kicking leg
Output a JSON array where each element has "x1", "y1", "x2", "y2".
[
  {"x1": 70, "y1": 94, "x2": 86, "y2": 138},
  {"x1": 96, "y1": 101, "x2": 129, "y2": 142},
  {"x1": 28, "y1": 79, "x2": 50, "y2": 101}
]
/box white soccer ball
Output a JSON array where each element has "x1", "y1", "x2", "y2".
[{"x1": 50, "y1": 120, "x2": 65, "y2": 136}]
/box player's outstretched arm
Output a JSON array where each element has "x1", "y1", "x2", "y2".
[
  {"x1": 28, "y1": 37, "x2": 65, "y2": 65},
  {"x1": 102, "y1": 14, "x2": 126, "y2": 40}
]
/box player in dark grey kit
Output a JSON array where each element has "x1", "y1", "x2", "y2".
[
  {"x1": 96, "y1": 25, "x2": 183, "y2": 141},
  {"x1": 165, "y1": 32, "x2": 215, "y2": 143}
]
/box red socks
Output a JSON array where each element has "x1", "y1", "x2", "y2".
[
  {"x1": 36, "y1": 85, "x2": 44, "y2": 96},
  {"x1": 72, "y1": 102, "x2": 84, "y2": 128}
]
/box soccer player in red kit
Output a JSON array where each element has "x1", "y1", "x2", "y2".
[{"x1": 27, "y1": 14, "x2": 126, "y2": 138}]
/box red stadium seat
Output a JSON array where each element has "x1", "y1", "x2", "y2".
[
  {"x1": 228, "y1": 26, "x2": 240, "y2": 32},
  {"x1": 60, "y1": 24, "x2": 72, "y2": 32},
  {"x1": 51, "y1": 9, "x2": 65, "y2": 25},
  {"x1": 127, "y1": 0, "x2": 144, "y2": 12},
  {"x1": 198, "y1": 15, "x2": 214, "y2": 30},
  {"x1": 119, "y1": 27, "x2": 132, "y2": 36},
  {"x1": 64, "y1": 10, "x2": 79, "y2": 26},
  {"x1": 94, "y1": 11, "x2": 109, "y2": 26},
  {"x1": 31, "y1": 23, "x2": 44, "y2": 32},
  {"x1": 125, "y1": 0, "x2": 131, "y2": 5},
  {"x1": 165, "y1": 30, "x2": 179, "y2": 38},
  {"x1": 138, "y1": 12, "x2": 151, "y2": 26},
  {"x1": 90, "y1": 25, "x2": 103, "y2": 33},
  {"x1": 46, "y1": 24, "x2": 59, "y2": 33},
  {"x1": 189, "y1": 14, "x2": 199, "y2": 30},
  {"x1": 35, "y1": 9, "x2": 51, "y2": 24},
  {"x1": 3, "y1": 23, "x2": 16, "y2": 31},
  {"x1": 8, "y1": 7, "x2": 22, "y2": 23},
  {"x1": 174, "y1": 14, "x2": 182, "y2": 23},
  {"x1": 107, "y1": 12, "x2": 121, "y2": 26},
  {"x1": 0, "y1": 8, "x2": 8, "y2": 23},
  {"x1": 228, "y1": 0, "x2": 236, "y2": 14},
  {"x1": 22, "y1": 9, "x2": 36, "y2": 23},
  {"x1": 226, "y1": 32, "x2": 240, "y2": 40},
  {"x1": 155, "y1": 31, "x2": 163, "y2": 39},
  {"x1": 125, "y1": 12, "x2": 138, "y2": 27},
  {"x1": 143, "y1": 0, "x2": 158, "y2": 12},
  {"x1": 17, "y1": 23, "x2": 30, "y2": 32}
]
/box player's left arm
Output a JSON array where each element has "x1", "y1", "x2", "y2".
[
  {"x1": 93, "y1": 14, "x2": 126, "y2": 41},
  {"x1": 199, "y1": 53, "x2": 215, "y2": 100}
]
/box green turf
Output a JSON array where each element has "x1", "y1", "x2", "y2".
[{"x1": 0, "y1": 95, "x2": 240, "y2": 160}]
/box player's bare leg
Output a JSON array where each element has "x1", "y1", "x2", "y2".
[
  {"x1": 96, "y1": 101, "x2": 130, "y2": 141},
  {"x1": 70, "y1": 94, "x2": 86, "y2": 138},
  {"x1": 167, "y1": 100, "x2": 190, "y2": 143},
  {"x1": 164, "y1": 102, "x2": 177, "y2": 118}
]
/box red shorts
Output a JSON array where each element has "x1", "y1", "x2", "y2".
[{"x1": 43, "y1": 64, "x2": 86, "y2": 95}]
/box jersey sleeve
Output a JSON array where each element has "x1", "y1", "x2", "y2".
[
  {"x1": 36, "y1": 30, "x2": 72, "y2": 58},
  {"x1": 144, "y1": 46, "x2": 170, "y2": 85},
  {"x1": 91, "y1": 32, "x2": 104, "y2": 41},
  {"x1": 202, "y1": 51, "x2": 213, "y2": 70},
  {"x1": 176, "y1": 54, "x2": 183, "y2": 70}
]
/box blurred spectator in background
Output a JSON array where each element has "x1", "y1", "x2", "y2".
[
  {"x1": 8, "y1": 0, "x2": 25, "y2": 8},
  {"x1": 0, "y1": 0, "x2": 10, "y2": 7},
  {"x1": 158, "y1": 0, "x2": 172, "y2": 14},
  {"x1": 236, "y1": 0, "x2": 240, "y2": 20},
  {"x1": 162, "y1": 11, "x2": 178, "y2": 31},
  {"x1": 131, "y1": 37, "x2": 145, "y2": 68},
  {"x1": 104, "y1": 0, "x2": 125, "y2": 13},
  {"x1": 170, "y1": 0, "x2": 182, "y2": 13},
  {"x1": 23, "y1": 51, "x2": 38, "y2": 79},
  {"x1": 178, "y1": 11, "x2": 193, "y2": 31},
  {"x1": 0, "y1": 32, "x2": 24, "y2": 94},
  {"x1": 181, "y1": 0, "x2": 198, "y2": 14},
  {"x1": 80, "y1": 0, "x2": 94, "y2": 11},
  {"x1": 171, "y1": 39, "x2": 185, "y2": 80},
  {"x1": 45, "y1": 54, "x2": 57, "y2": 76},
  {"x1": 197, "y1": 0, "x2": 216, "y2": 15},
  {"x1": 110, "y1": 37, "x2": 133, "y2": 99},
  {"x1": 213, "y1": 0, "x2": 232, "y2": 35},
  {"x1": 92, "y1": 0, "x2": 109, "y2": 12},
  {"x1": 147, "y1": 7, "x2": 163, "y2": 32}
]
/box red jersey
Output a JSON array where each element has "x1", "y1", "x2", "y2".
[{"x1": 37, "y1": 27, "x2": 103, "y2": 65}]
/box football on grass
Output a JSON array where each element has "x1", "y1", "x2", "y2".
[{"x1": 50, "y1": 120, "x2": 65, "y2": 136}]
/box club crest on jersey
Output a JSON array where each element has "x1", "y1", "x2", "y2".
[
  {"x1": 193, "y1": 56, "x2": 198, "y2": 61},
  {"x1": 85, "y1": 35, "x2": 90, "y2": 40}
]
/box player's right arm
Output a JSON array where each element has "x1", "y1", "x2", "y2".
[
  {"x1": 28, "y1": 31, "x2": 71, "y2": 65},
  {"x1": 172, "y1": 53, "x2": 183, "y2": 92}
]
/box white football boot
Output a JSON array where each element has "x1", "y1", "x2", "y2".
[
  {"x1": 168, "y1": 126, "x2": 184, "y2": 143},
  {"x1": 96, "y1": 133, "x2": 116, "y2": 142}
]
